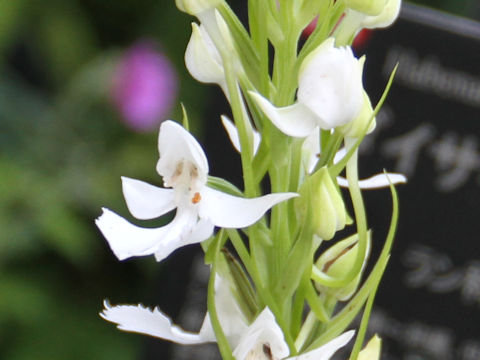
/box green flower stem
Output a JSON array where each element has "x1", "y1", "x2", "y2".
[
  {"x1": 291, "y1": 273, "x2": 309, "y2": 338},
  {"x1": 305, "y1": 281, "x2": 329, "y2": 323},
  {"x1": 208, "y1": 231, "x2": 234, "y2": 360},
  {"x1": 270, "y1": 163, "x2": 292, "y2": 282},
  {"x1": 226, "y1": 228, "x2": 254, "y2": 278},
  {"x1": 349, "y1": 290, "x2": 377, "y2": 360},
  {"x1": 298, "y1": 0, "x2": 345, "y2": 65},
  {"x1": 295, "y1": 311, "x2": 317, "y2": 350},
  {"x1": 316, "y1": 131, "x2": 343, "y2": 171},
  {"x1": 345, "y1": 145, "x2": 368, "y2": 277},
  {"x1": 218, "y1": 3, "x2": 262, "y2": 89},
  {"x1": 329, "y1": 65, "x2": 398, "y2": 178},
  {"x1": 306, "y1": 182, "x2": 398, "y2": 351},
  {"x1": 223, "y1": 58, "x2": 257, "y2": 198},
  {"x1": 248, "y1": 0, "x2": 270, "y2": 96}
]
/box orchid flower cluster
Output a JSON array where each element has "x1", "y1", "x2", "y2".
[{"x1": 97, "y1": 0, "x2": 404, "y2": 359}]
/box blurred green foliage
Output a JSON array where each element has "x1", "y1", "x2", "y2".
[{"x1": 0, "y1": 0, "x2": 477, "y2": 359}]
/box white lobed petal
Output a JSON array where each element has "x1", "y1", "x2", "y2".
[
  {"x1": 101, "y1": 301, "x2": 211, "y2": 344},
  {"x1": 153, "y1": 216, "x2": 214, "y2": 262},
  {"x1": 96, "y1": 207, "x2": 208, "y2": 262},
  {"x1": 156, "y1": 120, "x2": 209, "y2": 185},
  {"x1": 337, "y1": 172, "x2": 407, "y2": 189},
  {"x1": 233, "y1": 307, "x2": 290, "y2": 360},
  {"x1": 298, "y1": 38, "x2": 364, "y2": 129},
  {"x1": 290, "y1": 330, "x2": 355, "y2": 360},
  {"x1": 221, "y1": 115, "x2": 261, "y2": 155},
  {"x1": 200, "y1": 187, "x2": 298, "y2": 228},
  {"x1": 122, "y1": 177, "x2": 175, "y2": 220},
  {"x1": 95, "y1": 208, "x2": 171, "y2": 260},
  {"x1": 250, "y1": 92, "x2": 318, "y2": 138}
]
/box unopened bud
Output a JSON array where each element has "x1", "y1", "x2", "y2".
[
  {"x1": 176, "y1": 0, "x2": 223, "y2": 16},
  {"x1": 296, "y1": 167, "x2": 347, "y2": 240},
  {"x1": 185, "y1": 23, "x2": 224, "y2": 85},
  {"x1": 358, "y1": 335, "x2": 382, "y2": 360},
  {"x1": 357, "y1": 0, "x2": 402, "y2": 29},
  {"x1": 314, "y1": 233, "x2": 370, "y2": 300},
  {"x1": 344, "y1": 0, "x2": 387, "y2": 16}
]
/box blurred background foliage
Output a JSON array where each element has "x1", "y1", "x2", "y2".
[{"x1": 0, "y1": 1, "x2": 478, "y2": 359}]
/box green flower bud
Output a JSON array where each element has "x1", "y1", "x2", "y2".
[
  {"x1": 314, "y1": 233, "x2": 370, "y2": 300},
  {"x1": 296, "y1": 167, "x2": 347, "y2": 240},
  {"x1": 176, "y1": 0, "x2": 223, "y2": 16},
  {"x1": 358, "y1": 335, "x2": 382, "y2": 360},
  {"x1": 343, "y1": 0, "x2": 388, "y2": 16},
  {"x1": 339, "y1": 90, "x2": 376, "y2": 138}
]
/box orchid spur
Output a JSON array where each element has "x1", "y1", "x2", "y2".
[{"x1": 96, "y1": 120, "x2": 296, "y2": 262}]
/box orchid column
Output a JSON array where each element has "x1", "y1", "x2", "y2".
[{"x1": 97, "y1": 1, "x2": 404, "y2": 360}]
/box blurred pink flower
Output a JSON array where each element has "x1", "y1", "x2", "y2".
[{"x1": 112, "y1": 41, "x2": 178, "y2": 132}]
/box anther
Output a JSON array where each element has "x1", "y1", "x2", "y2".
[{"x1": 191, "y1": 192, "x2": 202, "y2": 204}]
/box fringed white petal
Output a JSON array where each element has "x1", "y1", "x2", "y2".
[
  {"x1": 200, "y1": 187, "x2": 298, "y2": 228},
  {"x1": 122, "y1": 177, "x2": 175, "y2": 220},
  {"x1": 101, "y1": 301, "x2": 210, "y2": 344},
  {"x1": 250, "y1": 92, "x2": 318, "y2": 138}
]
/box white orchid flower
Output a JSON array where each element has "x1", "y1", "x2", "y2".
[
  {"x1": 101, "y1": 276, "x2": 354, "y2": 360},
  {"x1": 221, "y1": 118, "x2": 406, "y2": 189},
  {"x1": 96, "y1": 120, "x2": 296, "y2": 262},
  {"x1": 250, "y1": 38, "x2": 365, "y2": 138}
]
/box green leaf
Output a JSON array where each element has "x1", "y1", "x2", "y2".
[{"x1": 207, "y1": 176, "x2": 244, "y2": 197}]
